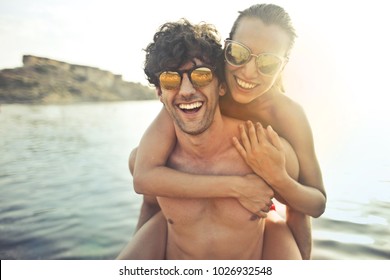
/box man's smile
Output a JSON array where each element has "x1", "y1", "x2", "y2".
[{"x1": 178, "y1": 101, "x2": 204, "y2": 113}]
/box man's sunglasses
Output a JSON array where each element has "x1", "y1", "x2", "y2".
[
  {"x1": 224, "y1": 40, "x2": 287, "y2": 76},
  {"x1": 158, "y1": 66, "x2": 214, "y2": 90}
]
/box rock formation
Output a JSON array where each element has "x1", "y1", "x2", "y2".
[{"x1": 0, "y1": 55, "x2": 157, "y2": 104}]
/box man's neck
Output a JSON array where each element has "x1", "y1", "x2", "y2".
[{"x1": 174, "y1": 111, "x2": 228, "y2": 159}]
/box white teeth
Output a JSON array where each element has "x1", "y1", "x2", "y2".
[
  {"x1": 236, "y1": 77, "x2": 256, "y2": 89},
  {"x1": 178, "y1": 102, "x2": 203, "y2": 110}
]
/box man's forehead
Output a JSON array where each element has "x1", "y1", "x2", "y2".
[{"x1": 179, "y1": 58, "x2": 204, "y2": 70}]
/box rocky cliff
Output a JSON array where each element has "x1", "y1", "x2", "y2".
[{"x1": 0, "y1": 55, "x2": 157, "y2": 104}]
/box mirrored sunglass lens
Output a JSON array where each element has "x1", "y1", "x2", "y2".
[
  {"x1": 256, "y1": 54, "x2": 282, "y2": 75},
  {"x1": 226, "y1": 43, "x2": 250, "y2": 65},
  {"x1": 191, "y1": 67, "x2": 213, "y2": 87},
  {"x1": 160, "y1": 72, "x2": 181, "y2": 90}
]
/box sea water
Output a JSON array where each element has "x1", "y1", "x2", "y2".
[{"x1": 0, "y1": 101, "x2": 389, "y2": 259}]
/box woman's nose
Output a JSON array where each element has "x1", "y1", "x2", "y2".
[{"x1": 241, "y1": 56, "x2": 259, "y2": 79}]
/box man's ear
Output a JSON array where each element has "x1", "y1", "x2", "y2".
[
  {"x1": 219, "y1": 82, "x2": 227, "y2": 97},
  {"x1": 156, "y1": 87, "x2": 163, "y2": 102}
]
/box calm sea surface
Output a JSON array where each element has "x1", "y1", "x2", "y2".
[{"x1": 0, "y1": 101, "x2": 389, "y2": 260}]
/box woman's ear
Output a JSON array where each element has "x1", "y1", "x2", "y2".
[{"x1": 273, "y1": 74, "x2": 285, "y2": 93}]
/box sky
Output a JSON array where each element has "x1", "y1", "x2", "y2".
[
  {"x1": 1, "y1": 0, "x2": 390, "y2": 149},
  {"x1": 1, "y1": 0, "x2": 388, "y2": 84}
]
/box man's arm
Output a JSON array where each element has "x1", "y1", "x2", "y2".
[
  {"x1": 135, "y1": 195, "x2": 161, "y2": 232},
  {"x1": 117, "y1": 196, "x2": 166, "y2": 260}
]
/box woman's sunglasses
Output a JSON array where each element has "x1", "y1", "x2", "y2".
[
  {"x1": 158, "y1": 66, "x2": 214, "y2": 90},
  {"x1": 224, "y1": 40, "x2": 287, "y2": 76}
]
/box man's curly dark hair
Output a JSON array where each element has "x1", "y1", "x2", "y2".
[{"x1": 144, "y1": 19, "x2": 224, "y2": 87}]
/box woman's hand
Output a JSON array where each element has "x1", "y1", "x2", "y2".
[
  {"x1": 235, "y1": 174, "x2": 274, "y2": 218},
  {"x1": 233, "y1": 121, "x2": 288, "y2": 185}
]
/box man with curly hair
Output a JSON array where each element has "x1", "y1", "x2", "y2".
[{"x1": 119, "y1": 19, "x2": 301, "y2": 259}]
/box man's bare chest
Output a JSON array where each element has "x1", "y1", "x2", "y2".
[{"x1": 157, "y1": 147, "x2": 254, "y2": 224}]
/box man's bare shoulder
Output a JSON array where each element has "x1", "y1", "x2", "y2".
[{"x1": 222, "y1": 115, "x2": 245, "y2": 135}]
